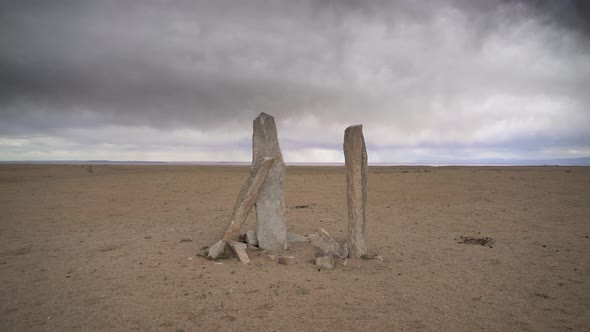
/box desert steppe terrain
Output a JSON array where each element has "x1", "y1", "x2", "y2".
[{"x1": 1, "y1": 164, "x2": 589, "y2": 331}]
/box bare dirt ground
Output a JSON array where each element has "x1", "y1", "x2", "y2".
[{"x1": 1, "y1": 164, "x2": 589, "y2": 331}]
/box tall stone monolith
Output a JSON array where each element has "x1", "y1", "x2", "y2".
[
  {"x1": 252, "y1": 112, "x2": 287, "y2": 250},
  {"x1": 344, "y1": 124, "x2": 368, "y2": 258}
]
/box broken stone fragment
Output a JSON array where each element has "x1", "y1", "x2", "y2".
[
  {"x1": 309, "y1": 229, "x2": 346, "y2": 257},
  {"x1": 287, "y1": 232, "x2": 310, "y2": 243},
  {"x1": 206, "y1": 158, "x2": 275, "y2": 260},
  {"x1": 228, "y1": 241, "x2": 250, "y2": 264},
  {"x1": 277, "y1": 255, "x2": 295, "y2": 265},
  {"x1": 341, "y1": 258, "x2": 349, "y2": 266},
  {"x1": 222, "y1": 157, "x2": 276, "y2": 244},
  {"x1": 315, "y1": 255, "x2": 335, "y2": 270}
]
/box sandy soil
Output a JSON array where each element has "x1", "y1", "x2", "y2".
[{"x1": 0, "y1": 164, "x2": 589, "y2": 331}]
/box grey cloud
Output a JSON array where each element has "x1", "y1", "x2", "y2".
[
  {"x1": 1, "y1": 0, "x2": 589, "y2": 161},
  {"x1": 2, "y1": 0, "x2": 371, "y2": 129}
]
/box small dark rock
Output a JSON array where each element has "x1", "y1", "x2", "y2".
[{"x1": 458, "y1": 236, "x2": 494, "y2": 246}]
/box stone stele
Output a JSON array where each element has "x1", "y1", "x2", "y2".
[
  {"x1": 344, "y1": 124, "x2": 368, "y2": 258},
  {"x1": 252, "y1": 112, "x2": 288, "y2": 250}
]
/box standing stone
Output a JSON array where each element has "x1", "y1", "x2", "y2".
[
  {"x1": 344, "y1": 125, "x2": 368, "y2": 258},
  {"x1": 252, "y1": 113, "x2": 287, "y2": 250}
]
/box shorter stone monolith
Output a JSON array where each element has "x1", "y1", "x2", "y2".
[{"x1": 344, "y1": 125, "x2": 368, "y2": 258}]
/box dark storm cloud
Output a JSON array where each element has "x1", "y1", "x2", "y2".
[
  {"x1": 1, "y1": 0, "x2": 378, "y2": 131},
  {"x1": 1, "y1": 0, "x2": 589, "y2": 161},
  {"x1": 514, "y1": 0, "x2": 590, "y2": 37}
]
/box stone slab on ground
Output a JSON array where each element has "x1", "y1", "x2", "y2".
[
  {"x1": 309, "y1": 228, "x2": 346, "y2": 257},
  {"x1": 229, "y1": 241, "x2": 250, "y2": 264}
]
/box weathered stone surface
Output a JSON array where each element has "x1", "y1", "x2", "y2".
[
  {"x1": 252, "y1": 113, "x2": 287, "y2": 250},
  {"x1": 246, "y1": 230, "x2": 258, "y2": 247},
  {"x1": 207, "y1": 158, "x2": 275, "y2": 259},
  {"x1": 315, "y1": 255, "x2": 335, "y2": 270},
  {"x1": 309, "y1": 229, "x2": 346, "y2": 257},
  {"x1": 207, "y1": 240, "x2": 227, "y2": 259},
  {"x1": 344, "y1": 125, "x2": 368, "y2": 258},
  {"x1": 287, "y1": 232, "x2": 310, "y2": 243},
  {"x1": 228, "y1": 241, "x2": 250, "y2": 264},
  {"x1": 277, "y1": 255, "x2": 295, "y2": 265}
]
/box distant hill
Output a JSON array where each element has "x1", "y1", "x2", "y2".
[{"x1": 410, "y1": 157, "x2": 590, "y2": 166}]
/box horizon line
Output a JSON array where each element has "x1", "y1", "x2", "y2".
[{"x1": 0, "y1": 157, "x2": 589, "y2": 167}]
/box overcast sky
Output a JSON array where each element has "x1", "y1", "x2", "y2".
[{"x1": 1, "y1": 0, "x2": 589, "y2": 162}]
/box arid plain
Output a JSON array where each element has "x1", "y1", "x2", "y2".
[{"x1": 1, "y1": 164, "x2": 589, "y2": 331}]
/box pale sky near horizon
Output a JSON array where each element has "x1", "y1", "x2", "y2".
[{"x1": 1, "y1": 0, "x2": 589, "y2": 162}]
